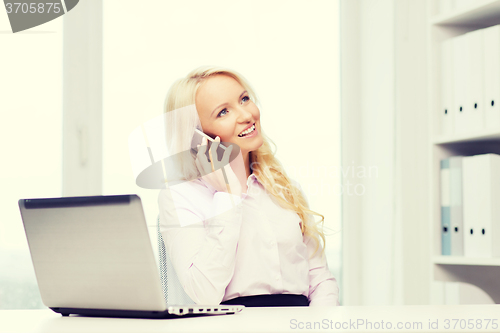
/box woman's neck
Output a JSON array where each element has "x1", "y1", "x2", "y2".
[
  {"x1": 229, "y1": 150, "x2": 251, "y2": 193},
  {"x1": 243, "y1": 151, "x2": 251, "y2": 179}
]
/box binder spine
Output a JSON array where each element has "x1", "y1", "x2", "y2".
[
  {"x1": 441, "y1": 39, "x2": 454, "y2": 136},
  {"x1": 450, "y1": 157, "x2": 464, "y2": 256},
  {"x1": 441, "y1": 159, "x2": 451, "y2": 255},
  {"x1": 484, "y1": 25, "x2": 500, "y2": 129}
]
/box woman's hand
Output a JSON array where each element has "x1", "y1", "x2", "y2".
[{"x1": 195, "y1": 136, "x2": 243, "y2": 197}]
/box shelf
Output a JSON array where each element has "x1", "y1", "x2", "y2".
[
  {"x1": 434, "y1": 258, "x2": 500, "y2": 303},
  {"x1": 433, "y1": 128, "x2": 500, "y2": 144},
  {"x1": 433, "y1": 256, "x2": 500, "y2": 266},
  {"x1": 428, "y1": 0, "x2": 500, "y2": 304},
  {"x1": 431, "y1": 0, "x2": 500, "y2": 27}
]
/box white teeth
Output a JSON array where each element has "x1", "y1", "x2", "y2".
[{"x1": 238, "y1": 124, "x2": 255, "y2": 137}]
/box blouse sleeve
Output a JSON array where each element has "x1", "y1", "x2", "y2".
[
  {"x1": 304, "y1": 233, "x2": 340, "y2": 306},
  {"x1": 293, "y1": 180, "x2": 340, "y2": 306},
  {"x1": 158, "y1": 183, "x2": 243, "y2": 305}
]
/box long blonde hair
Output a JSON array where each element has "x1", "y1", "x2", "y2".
[{"x1": 164, "y1": 65, "x2": 326, "y2": 254}]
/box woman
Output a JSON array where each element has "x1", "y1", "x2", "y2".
[{"x1": 158, "y1": 66, "x2": 340, "y2": 307}]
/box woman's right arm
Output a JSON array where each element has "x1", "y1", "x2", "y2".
[{"x1": 158, "y1": 185, "x2": 243, "y2": 305}]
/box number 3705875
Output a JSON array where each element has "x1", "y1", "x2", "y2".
[
  {"x1": 444, "y1": 319, "x2": 498, "y2": 330},
  {"x1": 5, "y1": 3, "x2": 62, "y2": 14}
]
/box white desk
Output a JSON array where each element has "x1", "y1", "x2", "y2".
[{"x1": 1, "y1": 305, "x2": 500, "y2": 333}]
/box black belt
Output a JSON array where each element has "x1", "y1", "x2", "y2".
[{"x1": 220, "y1": 294, "x2": 309, "y2": 307}]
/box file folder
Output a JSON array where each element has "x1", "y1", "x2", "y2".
[
  {"x1": 441, "y1": 38, "x2": 454, "y2": 136},
  {"x1": 462, "y1": 154, "x2": 500, "y2": 257},
  {"x1": 440, "y1": 159, "x2": 451, "y2": 255},
  {"x1": 465, "y1": 29, "x2": 484, "y2": 132},
  {"x1": 483, "y1": 24, "x2": 500, "y2": 129},
  {"x1": 452, "y1": 34, "x2": 468, "y2": 134},
  {"x1": 449, "y1": 156, "x2": 464, "y2": 256}
]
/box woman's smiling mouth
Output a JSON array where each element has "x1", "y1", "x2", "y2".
[{"x1": 238, "y1": 123, "x2": 256, "y2": 137}]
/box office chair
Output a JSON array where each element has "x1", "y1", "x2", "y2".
[{"x1": 157, "y1": 216, "x2": 195, "y2": 305}]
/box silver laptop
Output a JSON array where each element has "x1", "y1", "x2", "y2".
[{"x1": 18, "y1": 194, "x2": 243, "y2": 318}]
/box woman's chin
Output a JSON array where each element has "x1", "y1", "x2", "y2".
[{"x1": 244, "y1": 139, "x2": 263, "y2": 153}]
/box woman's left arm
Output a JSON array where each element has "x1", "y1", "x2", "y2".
[
  {"x1": 291, "y1": 179, "x2": 340, "y2": 306},
  {"x1": 304, "y1": 233, "x2": 340, "y2": 306}
]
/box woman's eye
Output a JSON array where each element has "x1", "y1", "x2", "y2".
[
  {"x1": 217, "y1": 108, "x2": 228, "y2": 117},
  {"x1": 241, "y1": 96, "x2": 250, "y2": 103}
]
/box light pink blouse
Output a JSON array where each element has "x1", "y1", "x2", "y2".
[{"x1": 158, "y1": 173, "x2": 340, "y2": 306}]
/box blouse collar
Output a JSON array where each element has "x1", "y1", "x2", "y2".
[{"x1": 199, "y1": 171, "x2": 261, "y2": 194}]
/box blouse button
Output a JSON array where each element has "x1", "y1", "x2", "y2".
[
  {"x1": 275, "y1": 275, "x2": 280, "y2": 281},
  {"x1": 270, "y1": 240, "x2": 276, "y2": 247}
]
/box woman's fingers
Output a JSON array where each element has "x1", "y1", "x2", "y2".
[
  {"x1": 194, "y1": 152, "x2": 206, "y2": 176},
  {"x1": 195, "y1": 160, "x2": 203, "y2": 176},
  {"x1": 194, "y1": 136, "x2": 242, "y2": 195},
  {"x1": 196, "y1": 138, "x2": 211, "y2": 175},
  {"x1": 221, "y1": 144, "x2": 233, "y2": 165},
  {"x1": 196, "y1": 136, "x2": 236, "y2": 179},
  {"x1": 197, "y1": 138, "x2": 210, "y2": 162},
  {"x1": 198, "y1": 137, "x2": 207, "y2": 154},
  {"x1": 210, "y1": 136, "x2": 220, "y2": 165}
]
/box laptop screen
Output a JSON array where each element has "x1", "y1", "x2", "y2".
[{"x1": 18, "y1": 194, "x2": 167, "y2": 312}]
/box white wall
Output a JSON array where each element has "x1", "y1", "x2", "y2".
[
  {"x1": 341, "y1": 0, "x2": 430, "y2": 306},
  {"x1": 394, "y1": 0, "x2": 430, "y2": 305},
  {"x1": 357, "y1": 0, "x2": 397, "y2": 306},
  {"x1": 341, "y1": 0, "x2": 433, "y2": 306}
]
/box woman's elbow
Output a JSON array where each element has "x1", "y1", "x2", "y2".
[{"x1": 182, "y1": 269, "x2": 228, "y2": 305}]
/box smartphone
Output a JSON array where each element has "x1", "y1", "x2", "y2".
[
  {"x1": 190, "y1": 129, "x2": 239, "y2": 163},
  {"x1": 190, "y1": 128, "x2": 215, "y2": 155}
]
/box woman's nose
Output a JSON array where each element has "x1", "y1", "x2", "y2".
[{"x1": 236, "y1": 105, "x2": 253, "y2": 122}]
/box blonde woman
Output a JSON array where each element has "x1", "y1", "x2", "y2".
[{"x1": 158, "y1": 66, "x2": 340, "y2": 307}]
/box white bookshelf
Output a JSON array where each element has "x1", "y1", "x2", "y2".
[
  {"x1": 433, "y1": 256, "x2": 500, "y2": 266},
  {"x1": 428, "y1": 0, "x2": 500, "y2": 304},
  {"x1": 434, "y1": 128, "x2": 500, "y2": 144},
  {"x1": 431, "y1": 0, "x2": 500, "y2": 26}
]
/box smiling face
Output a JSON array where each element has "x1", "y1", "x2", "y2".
[{"x1": 195, "y1": 74, "x2": 263, "y2": 157}]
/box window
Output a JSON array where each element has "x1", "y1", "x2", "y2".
[{"x1": 0, "y1": 16, "x2": 63, "y2": 309}]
